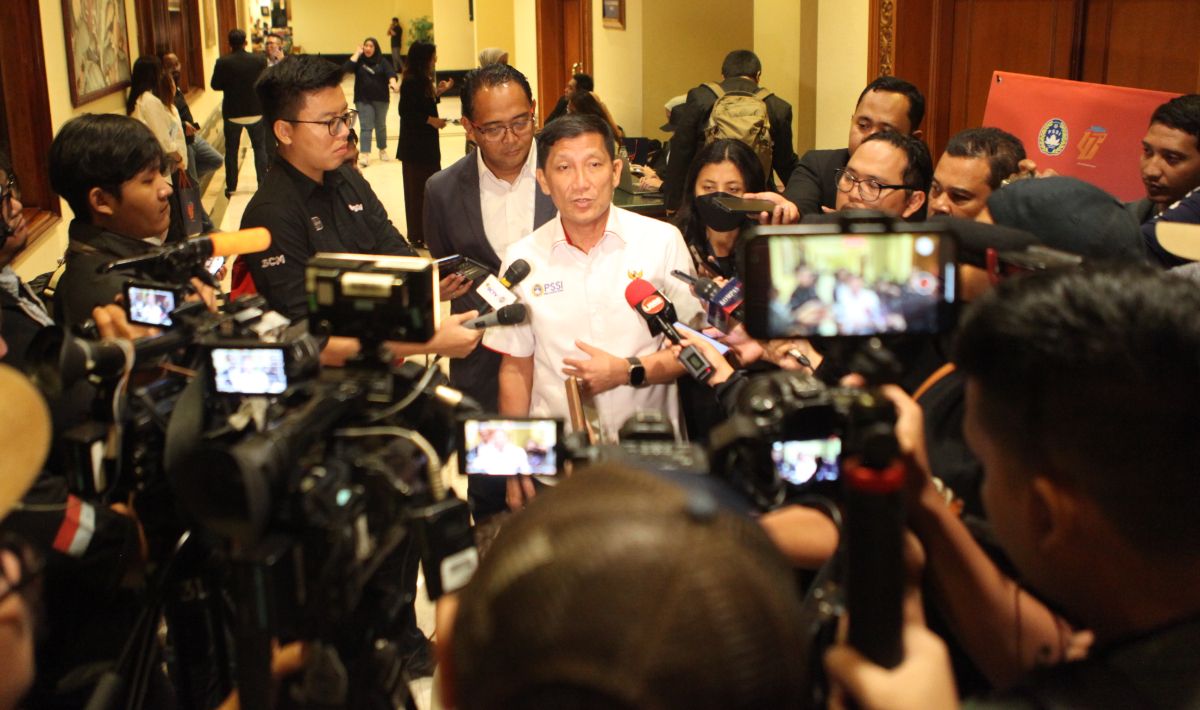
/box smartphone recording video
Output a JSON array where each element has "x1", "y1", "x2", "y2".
[
  {"x1": 125, "y1": 283, "x2": 180, "y2": 327},
  {"x1": 210, "y1": 346, "x2": 288, "y2": 395},
  {"x1": 459, "y1": 417, "x2": 561, "y2": 476},
  {"x1": 742, "y1": 227, "x2": 958, "y2": 339},
  {"x1": 772, "y1": 436, "x2": 841, "y2": 486}
]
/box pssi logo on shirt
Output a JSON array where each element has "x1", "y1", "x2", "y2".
[{"x1": 531, "y1": 281, "x2": 564, "y2": 297}]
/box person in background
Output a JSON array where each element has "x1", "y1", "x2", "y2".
[
  {"x1": 264, "y1": 32, "x2": 285, "y2": 67},
  {"x1": 126, "y1": 54, "x2": 189, "y2": 243},
  {"x1": 344, "y1": 127, "x2": 362, "y2": 173},
  {"x1": 398, "y1": 40, "x2": 453, "y2": 248},
  {"x1": 211, "y1": 28, "x2": 268, "y2": 198},
  {"x1": 566, "y1": 89, "x2": 623, "y2": 141},
  {"x1": 545, "y1": 72, "x2": 593, "y2": 125},
  {"x1": 162, "y1": 51, "x2": 223, "y2": 184},
  {"x1": 832, "y1": 130, "x2": 932, "y2": 220},
  {"x1": 0, "y1": 153, "x2": 54, "y2": 371},
  {"x1": 636, "y1": 95, "x2": 687, "y2": 192},
  {"x1": 343, "y1": 37, "x2": 398, "y2": 168},
  {"x1": 387, "y1": 17, "x2": 403, "y2": 70},
  {"x1": 478, "y1": 47, "x2": 509, "y2": 66},
  {"x1": 927, "y1": 127, "x2": 1025, "y2": 220}
]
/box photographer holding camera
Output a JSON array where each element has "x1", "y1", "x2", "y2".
[{"x1": 826, "y1": 265, "x2": 1200, "y2": 709}]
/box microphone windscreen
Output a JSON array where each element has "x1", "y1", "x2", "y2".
[
  {"x1": 497, "y1": 303, "x2": 528, "y2": 325},
  {"x1": 624, "y1": 278, "x2": 657, "y2": 308},
  {"x1": 208, "y1": 228, "x2": 272, "y2": 257},
  {"x1": 502, "y1": 259, "x2": 531, "y2": 287}
]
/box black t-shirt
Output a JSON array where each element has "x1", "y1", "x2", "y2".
[
  {"x1": 55, "y1": 221, "x2": 161, "y2": 327},
  {"x1": 240, "y1": 157, "x2": 415, "y2": 320}
]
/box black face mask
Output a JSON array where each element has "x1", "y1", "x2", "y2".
[{"x1": 695, "y1": 191, "x2": 746, "y2": 232}]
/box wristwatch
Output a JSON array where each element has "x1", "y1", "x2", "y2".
[{"x1": 626, "y1": 356, "x2": 647, "y2": 387}]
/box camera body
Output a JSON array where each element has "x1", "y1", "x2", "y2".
[{"x1": 306, "y1": 252, "x2": 439, "y2": 344}]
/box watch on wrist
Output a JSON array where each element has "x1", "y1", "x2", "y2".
[{"x1": 626, "y1": 356, "x2": 647, "y2": 387}]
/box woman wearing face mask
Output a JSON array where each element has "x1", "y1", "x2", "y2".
[
  {"x1": 345, "y1": 37, "x2": 399, "y2": 167},
  {"x1": 673, "y1": 139, "x2": 798, "y2": 279}
]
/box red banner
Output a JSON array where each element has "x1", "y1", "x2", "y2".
[{"x1": 981, "y1": 72, "x2": 1178, "y2": 202}]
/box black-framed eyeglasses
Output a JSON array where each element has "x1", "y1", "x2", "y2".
[
  {"x1": 473, "y1": 114, "x2": 534, "y2": 142},
  {"x1": 283, "y1": 110, "x2": 358, "y2": 136},
  {"x1": 834, "y1": 167, "x2": 915, "y2": 202},
  {"x1": 0, "y1": 534, "x2": 43, "y2": 605}
]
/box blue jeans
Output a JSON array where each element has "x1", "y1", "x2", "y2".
[
  {"x1": 357, "y1": 100, "x2": 390, "y2": 151},
  {"x1": 189, "y1": 135, "x2": 224, "y2": 181}
]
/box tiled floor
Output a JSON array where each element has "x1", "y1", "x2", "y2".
[{"x1": 203, "y1": 78, "x2": 468, "y2": 710}]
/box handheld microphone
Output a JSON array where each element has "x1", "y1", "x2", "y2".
[
  {"x1": 500, "y1": 259, "x2": 531, "y2": 289},
  {"x1": 623, "y1": 279, "x2": 714, "y2": 383},
  {"x1": 694, "y1": 276, "x2": 745, "y2": 323},
  {"x1": 477, "y1": 258, "x2": 531, "y2": 312},
  {"x1": 463, "y1": 303, "x2": 527, "y2": 329}
]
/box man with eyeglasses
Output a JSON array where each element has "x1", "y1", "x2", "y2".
[
  {"x1": 831, "y1": 131, "x2": 932, "y2": 220},
  {"x1": 242, "y1": 55, "x2": 482, "y2": 364},
  {"x1": 424, "y1": 63, "x2": 556, "y2": 522}
]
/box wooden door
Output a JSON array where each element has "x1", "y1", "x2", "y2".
[
  {"x1": 536, "y1": 0, "x2": 593, "y2": 126},
  {"x1": 873, "y1": 0, "x2": 1200, "y2": 160},
  {"x1": 216, "y1": 0, "x2": 239, "y2": 57}
]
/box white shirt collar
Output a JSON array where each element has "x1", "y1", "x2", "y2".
[
  {"x1": 546, "y1": 204, "x2": 629, "y2": 252},
  {"x1": 476, "y1": 143, "x2": 537, "y2": 190}
]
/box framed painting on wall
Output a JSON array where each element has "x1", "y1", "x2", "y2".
[
  {"x1": 62, "y1": 0, "x2": 132, "y2": 106},
  {"x1": 602, "y1": 0, "x2": 624, "y2": 29}
]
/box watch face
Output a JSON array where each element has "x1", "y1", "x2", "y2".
[{"x1": 627, "y1": 357, "x2": 645, "y2": 386}]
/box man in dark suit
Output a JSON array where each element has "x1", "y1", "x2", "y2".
[
  {"x1": 425, "y1": 63, "x2": 555, "y2": 521},
  {"x1": 784, "y1": 76, "x2": 924, "y2": 217},
  {"x1": 662, "y1": 50, "x2": 798, "y2": 211},
  {"x1": 211, "y1": 28, "x2": 268, "y2": 198}
]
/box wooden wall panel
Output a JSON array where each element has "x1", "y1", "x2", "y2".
[{"x1": 1080, "y1": 0, "x2": 1200, "y2": 93}]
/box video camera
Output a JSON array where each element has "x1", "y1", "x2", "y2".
[{"x1": 27, "y1": 236, "x2": 477, "y2": 709}]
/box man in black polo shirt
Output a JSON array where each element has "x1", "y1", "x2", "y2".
[
  {"x1": 242, "y1": 55, "x2": 480, "y2": 364},
  {"x1": 48, "y1": 114, "x2": 177, "y2": 327}
]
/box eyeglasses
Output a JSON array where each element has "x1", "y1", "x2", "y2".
[
  {"x1": 834, "y1": 167, "x2": 915, "y2": 202},
  {"x1": 0, "y1": 535, "x2": 43, "y2": 605},
  {"x1": 283, "y1": 110, "x2": 358, "y2": 136},
  {"x1": 473, "y1": 115, "x2": 534, "y2": 143}
]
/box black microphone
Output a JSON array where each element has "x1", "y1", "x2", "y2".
[
  {"x1": 463, "y1": 303, "x2": 527, "y2": 329},
  {"x1": 623, "y1": 279, "x2": 714, "y2": 383},
  {"x1": 500, "y1": 259, "x2": 531, "y2": 289}
]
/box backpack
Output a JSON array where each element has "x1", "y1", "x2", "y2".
[{"x1": 703, "y1": 82, "x2": 775, "y2": 178}]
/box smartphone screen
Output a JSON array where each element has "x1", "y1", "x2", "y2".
[
  {"x1": 460, "y1": 418, "x2": 561, "y2": 476},
  {"x1": 210, "y1": 347, "x2": 288, "y2": 395},
  {"x1": 742, "y1": 229, "x2": 957, "y2": 339},
  {"x1": 206, "y1": 256, "x2": 226, "y2": 276},
  {"x1": 772, "y1": 437, "x2": 841, "y2": 486},
  {"x1": 126, "y1": 284, "x2": 179, "y2": 327},
  {"x1": 674, "y1": 322, "x2": 731, "y2": 355}
]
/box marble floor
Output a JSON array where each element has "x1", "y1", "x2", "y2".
[{"x1": 203, "y1": 77, "x2": 468, "y2": 709}]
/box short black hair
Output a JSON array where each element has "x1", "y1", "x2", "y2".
[
  {"x1": 857, "y1": 76, "x2": 926, "y2": 131},
  {"x1": 861, "y1": 130, "x2": 933, "y2": 192},
  {"x1": 229, "y1": 28, "x2": 246, "y2": 49},
  {"x1": 49, "y1": 114, "x2": 166, "y2": 221},
  {"x1": 256, "y1": 55, "x2": 344, "y2": 129},
  {"x1": 945, "y1": 127, "x2": 1027, "y2": 190},
  {"x1": 1149, "y1": 94, "x2": 1200, "y2": 149},
  {"x1": 721, "y1": 50, "x2": 761, "y2": 79},
  {"x1": 460, "y1": 64, "x2": 534, "y2": 122},
  {"x1": 536, "y1": 113, "x2": 615, "y2": 169},
  {"x1": 573, "y1": 73, "x2": 594, "y2": 92},
  {"x1": 956, "y1": 265, "x2": 1200, "y2": 559}
]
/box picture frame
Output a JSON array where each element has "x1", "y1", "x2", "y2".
[
  {"x1": 602, "y1": 0, "x2": 624, "y2": 29},
  {"x1": 62, "y1": 0, "x2": 132, "y2": 107}
]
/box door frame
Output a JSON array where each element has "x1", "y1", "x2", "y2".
[{"x1": 535, "y1": 0, "x2": 593, "y2": 126}]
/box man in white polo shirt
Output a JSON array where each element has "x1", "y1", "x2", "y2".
[{"x1": 484, "y1": 114, "x2": 703, "y2": 506}]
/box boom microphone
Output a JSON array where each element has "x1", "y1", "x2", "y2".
[
  {"x1": 623, "y1": 279, "x2": 714, "y2": 383},
  {"x1": 463, "y1": 303, "x2": 527, "y2": 329}
]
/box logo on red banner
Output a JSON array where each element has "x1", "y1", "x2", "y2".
[
  {"x1": 1038, "y1": 118, "x2": 1068, "y2": 156},
  {"x1": 640, "y1": 294, "x2": 665, "y2": 315},
  {"x1": 1077, "y1": 126, "x2": 1108, "y2": 162}
]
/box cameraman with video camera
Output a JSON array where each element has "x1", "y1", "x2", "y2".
[{"x1": 827, "y1": 265, "x2": 1200, "y2": 710}]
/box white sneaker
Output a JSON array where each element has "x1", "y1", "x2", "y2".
[
  {"x1": 379, "y1": 149, "x2": 391, "y2": 162},
  {"x1": 358, "y1": 153, "x2": 370, "y2": 167}
]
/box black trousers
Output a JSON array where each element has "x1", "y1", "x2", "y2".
[
  {"x1": 223, "y1": 118, "x2": 268, "y2": 193},
  {"x1": 401, "y1": 160, "x2": 439, "y2": 246}
]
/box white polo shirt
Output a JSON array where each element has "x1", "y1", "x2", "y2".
[{"x1": 483, "y1": 206, "x2": 703, "y2": 441}]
